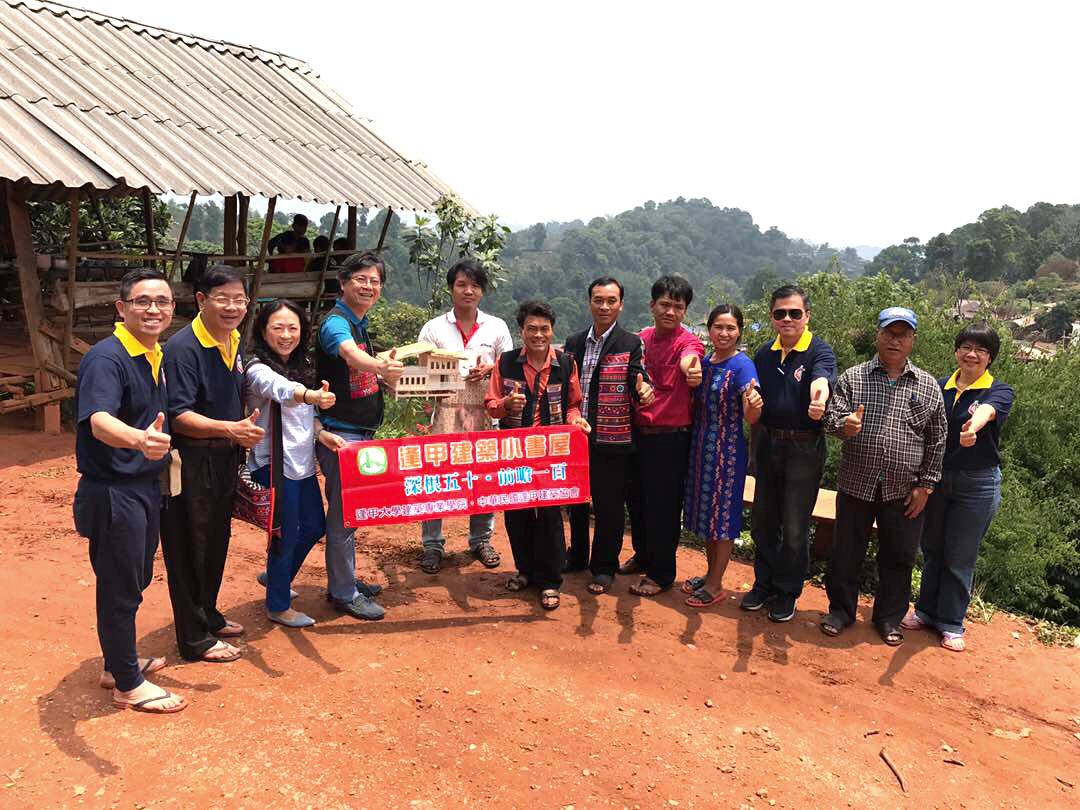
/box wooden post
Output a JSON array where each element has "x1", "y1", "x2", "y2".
[
  {"x1": 63, "y1": 189, "x2": 78, "y2": 369},
  {"x1": 242, "y1": 195, "x2": 277, "y2": 344},
  {"x1": 237, "y1": 193, "x2": 249, "y2": 260},
  {"x1": 171, "y1": 191, "x2": 197, "y2": 281},
  {"x1": 6, "y1": 180, "x2": 64, "y2": 432},
  {"x1": 141, "y1": 187, "x2": 157, "y2": 268},
  {"x1": 347, "y1": 205, "x2": 358, "y2": 250},
  {"x1": 223, "y1": 194, "x2": 237, "y2": 265},
  {"x1": 310, "y1": 205, "x2": 340, "y2": 320},
  {"x1": 375, "y1": 208, "x2": 392, "y2": 252}
]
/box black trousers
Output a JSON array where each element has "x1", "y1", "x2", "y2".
[
  {"x1": 568, "y1": 450, "x2": 630, "y2": 577},
  {"x1": 749, "y1": 430, "x2": 825, "y2": 598},
  {"x1": 826, "y1": 487, "x2": 925, "y2": 628},
  {"x1": 160, "y1": 443, "x2": 238, "y2": 660},
  {"x1": 634, "y1": 430, "x2": 691, "y2": 589},
  {"x1": 74, "y1": 477, "x2": 160, "y2": 693},
  {"x1": 505, "y1": 505, "x2": 565, "y2": 591}
]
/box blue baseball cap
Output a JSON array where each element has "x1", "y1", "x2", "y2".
[{"x1": 878, "y1": 307, "x2": 918, "y2": 330}]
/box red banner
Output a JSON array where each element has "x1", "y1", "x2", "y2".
[{"x1": 339, "y1": 425, "x2": 591, "y2": 528}]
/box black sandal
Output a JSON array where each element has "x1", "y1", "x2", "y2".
[
  {"x1": 587, "y1": 575, "x2": 613, "y2": 594},
  {"x1": 473, "y1": 543, "x2": 501, "y2": 569},
  {"x1": 820, "y1": 613, "x2": 846, "y2": 637},
  {"x1": 420, "y1": 549, "x2": 442, "y2": 575},
  {"x1": 540, "y1": 589, "x2": 560, "y2": 610},
  {"x1": 877, "y1": 623, "x2": 904, "y2": 647}
]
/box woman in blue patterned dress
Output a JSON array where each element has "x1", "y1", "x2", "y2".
[{"x1": 682, "y1": 304, "x2": 762, "y2": 608}]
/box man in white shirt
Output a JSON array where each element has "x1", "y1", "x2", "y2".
[{"x1": 415, "y1": 259, "x2": 514, "y2": 575}]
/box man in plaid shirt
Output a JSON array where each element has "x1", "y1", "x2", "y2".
[{"x1": 820, "y1": 307, "x2": 947, "y2": 646}]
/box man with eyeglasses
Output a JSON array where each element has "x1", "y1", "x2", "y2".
[
  {"x1": 315, "y1": 251, "x2": 405, "y2": 620},
  {"x1": 821, "y1": 307, "x2": 947, "y2": 646},
  {"x1": 161, "y1": 264, "x2": 263, "y2": 664},
  {"x1": 744, "y1": 284, "x2": 837, "y2": 622},
  {"x1": 73, "y1": 268, "x2": 187, "y2": 713}
]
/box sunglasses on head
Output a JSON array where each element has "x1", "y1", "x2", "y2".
[{"x1": 772, "y1": 308, "x2": 804, "y2": 321}]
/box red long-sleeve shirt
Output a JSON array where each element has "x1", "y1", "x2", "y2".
[{"x1": 485, "y1": 346, "x2": 582, "y2": 426}]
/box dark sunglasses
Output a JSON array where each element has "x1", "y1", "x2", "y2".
[{"x1": 772, "y1": 308, "x2": 804, "y2": 321}]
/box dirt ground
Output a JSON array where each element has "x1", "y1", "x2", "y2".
[{"x1": 0, "y1": 421, "x2": 1078, "y2": 810}]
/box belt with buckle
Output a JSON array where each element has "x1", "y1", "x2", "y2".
[{"x1": 766, "y1": 427, "x2": 819, "y2": 441}]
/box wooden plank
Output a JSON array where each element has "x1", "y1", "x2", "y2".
[
  {"x1": 309, "y1": 205, "x2": 340, "y2": 320},
  {"x1": 237, "y1": 194, "x2": 249, "y2": 258},
  {"x1": 63, "y1": 189, "x2": 78, "y2": 368},
  {"x1": 242, "y1": 195, "x2": 277, "y2": 343},
  {"x1": 141, "y1": 187, "x2": 157, "y2": 269},
  {"x1": 171, "y1": 191, "x2": 197, "y2": 281},
  {"x1": 347, "y1": 205, "x2": 358, "y2": 249},
  {"x1": 376, "y1": 208, "x2": 392, "y2": 252},
  {"x1": 6, "y1": 180, "x2": 63, "y2": 393},
  {"x1": 0, "y1": 386, "x2": 74, "y2": 413},
  {"x1": 223, "y1": 194, "x2": 237, "y2": 264},
  {"x1": 38, "y1": 320, "x2": 91, "y2": 355},
  {"x1": 743, "y1": 475, "x2": 838, "y2": 523}
]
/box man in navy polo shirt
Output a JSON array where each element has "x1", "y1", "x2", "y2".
[
  {"x1": 74, "y1": 268, "x2": 186, "y2": 713},
  {"x1": 745, "y1": 284, "x2": 837, "y2": 622},
  {"x1": 316, "y1": 251, "x2": 404, "y2": 620},
  {"x1": 161, "y1": 265, "x2": 264, "y2": 662}
]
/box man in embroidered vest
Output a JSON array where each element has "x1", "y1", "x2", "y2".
[
  {"x1": 161, "y1": 265, "x2": 263, "y2": 663},
  {"x1": 74, "y1": 268, "x2": 186, "y2": 713},
  {"x1": 744, "y1": 284, "x2": 837, "y2": 623},
  {"x1": 316, "y1": 251, "x2": 405, "y2": 620},
  {"x1": 484, "y1": 300, "x2": 591, "y2": 611},
  {"x1": 564, "y1": 276, "x2": 653, "y2": 594},
  {"x1": 415, "y1": 258, "x2": 513, "y2": 575}
]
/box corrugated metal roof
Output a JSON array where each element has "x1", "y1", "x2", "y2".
[{"x1": 0, "y1": 0, "x2": 466, "y2": 210}]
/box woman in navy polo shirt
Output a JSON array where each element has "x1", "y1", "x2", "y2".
[{"x1": 902, "y1": 323, "x2": 1014, "y2": 651}]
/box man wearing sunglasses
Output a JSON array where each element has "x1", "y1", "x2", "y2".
[{"x1": 744, "y1": 285, "x2": 836, "y2": 622}]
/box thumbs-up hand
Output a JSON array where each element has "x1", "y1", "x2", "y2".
[
  {"x1": 842, "y1": 404, "x2": 865, "y2": 438},
  {"x1": 808, "y1": 386, "x2": 827, "y2": 421},
  {"x1": 228, "y1": 407, "x2": 266, "y2": 448},
  {"x1": 466, "y1": 356, "x2": 493, "y2": 382},
  {"x1": 959, "y1": 418, "x2": 978, "y2": 447},
  {"x1": 683, "y1": 355, "x2": 703, "y2": 388},
  {"x1": 138, "y1": 411, "x2": 171, "y2": 460},
  {"x1": 506, "y1": 381, "x2": 526, "y2": 415},
  {"x1": 571, "y1": 415, "x2": 592, "y2": 434},
  {"x1": 635, "y1": 372, "x2": 655, "y2": 407},
  {"x1": 743, "y1": 381, "x2": 763, "y2": 413},
  {"x1": 379, "y1": 348, "x2": 405, "y2": 385},
  {"x1": 310, "y1": 380, "x2": 336, "y2": 409}
]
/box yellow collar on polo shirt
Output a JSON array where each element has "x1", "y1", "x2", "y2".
[
  {"x1": 113, "y1": 322, "x2": 163, "y2": 383},
  {"x1": 771, "y1": 329, "x2": 813, "y2": 362},
  {"x1": 192, "y1": 312, "x2": 240, "y2": 369},
  {"x1": 944, "y1": 368, "x2": 994, "y2": 392}
]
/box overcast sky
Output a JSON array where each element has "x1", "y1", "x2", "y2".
[{"x1": 89, "y1": 0, "x2": 1079, "y2": 249}]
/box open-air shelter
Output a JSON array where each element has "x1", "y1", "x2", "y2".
[{"x1": 0, "y1": 0, "x2": 468, "y2": 430}]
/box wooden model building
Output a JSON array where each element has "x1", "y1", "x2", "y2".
[{"x1": 377, "y1": 342, "x2": 471, "y2": 398}]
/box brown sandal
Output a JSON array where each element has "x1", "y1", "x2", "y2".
[
  {"x1": 629, "y1": 578, "x2": 666, "y2": 597},
  {"x1": 540, "y1": 589, "x2": 560, "y2": 610}
]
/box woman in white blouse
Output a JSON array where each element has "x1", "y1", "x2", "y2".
[{"x1": 246, "y1": 299, "x2": 344, "y2": 627}]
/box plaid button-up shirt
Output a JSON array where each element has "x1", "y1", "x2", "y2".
[
  {"x1": 823, "y1": 355, "x2": 947, "y2": 502},
  {"x1": 579, "y1": 322, "x2": 615, "y2": 417}
]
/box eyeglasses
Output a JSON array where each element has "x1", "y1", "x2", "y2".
[
  {"x1": 208, "y1": 295, "x2": 250, "y2": 308},
  {"x1": 124, "y1": 297, "x2": 175, "y2": 311},
  {"x1": 347, "y1": 276, "x2": 382, "y2": 289},
  {"x1": 772, "y1": 308, "x2": 804, "y2": 321},
  {"x1": 957, "y1": 344, "x2": 990, "y2": 357}
]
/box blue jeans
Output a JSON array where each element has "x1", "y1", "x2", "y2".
[
  {"x1": 915, "y1": 467, "x2": 1001, "y2": 635},
  {"x1": 420, "y1": 514, "x2": 494, "y2": 553},
  {"x1": 251, "y1": 467, "x2": 325, "y2": 612},
  {"x1": 316, "y1": 430, "x2": 372, "y2": 603}
]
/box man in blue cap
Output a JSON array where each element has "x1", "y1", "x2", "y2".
[{"x1": 820, "y1": 307, "x2": 947, "y2": 646}]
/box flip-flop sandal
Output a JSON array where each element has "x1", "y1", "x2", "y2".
[
  {"x1": 505, "y1": 573, "x2": 529, "y2": 592},
  {"x1": 681, "y1": 576, "x2": 706, "y2": 595},
  {"x1": 587, "y1": 575, "x2": 614, "y2": 594},
  {"x1": 900, "y1": 612, "x2": 927, "y2": 631},
  {"x1": 686, "y1": 587, "x2": 725, "y2": 608},
  {"x1": 200, "y1": 641, "x2": 242, "y2": 663},
  {"x1": 629, "y1": 578, "x2": 667, "y2": 597},
  {"x1": 99, "y1": 656, "x2": 166, "y2": 689},
  {"x1": 473, "y1": 543, "x2": 501, "y2": 569},
  {"x1": 540, "y1": 589, "x2": 560, "y2": 610},
  {"x1": 941, "y1": 633, "x2": 966, "y2": 652},
  {"x1": 113, "y1": 688, "x2": 188, "y2": 714},
  {"x1": 215, "y1": 621, "x2": 244, "y2": 638},
  {"x1": 820, "y1": 614, "x2": 845, "y2": 637}
]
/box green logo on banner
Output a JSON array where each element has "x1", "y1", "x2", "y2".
[{"x1": 356, "y1": 446, "x2": 388, "y2": 476}]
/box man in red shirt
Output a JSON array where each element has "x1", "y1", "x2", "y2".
[
  {"x1": 485, "y1": 300, "x2": 591, "y2": 611},
  {"x1": 621, "y1": 275, "x2": 705, "y2": 595}
]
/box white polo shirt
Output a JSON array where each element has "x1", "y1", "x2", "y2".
[{"x1": 417, "y1": 308, "x2": 514, "y2": 367}]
